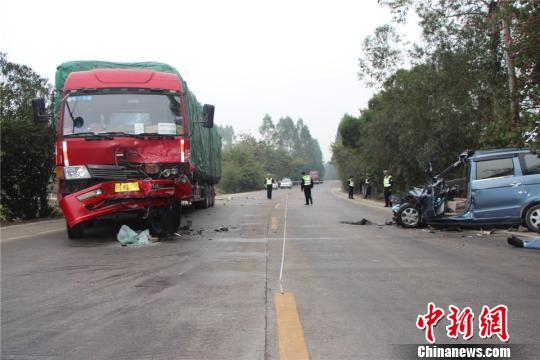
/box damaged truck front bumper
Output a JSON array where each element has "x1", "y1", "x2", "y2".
[{"x1": 60, "y1": 179, "x2": 191, "y2": 227}]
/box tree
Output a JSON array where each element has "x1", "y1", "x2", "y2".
[
  {"x1": 358, "y1": 24, "x2": 405, "y2": 88},
  {"x1": 216, "y1": 124, "x2": 235, "y2": 149},
  {"x1": 218, "y1": 114, "x2": 326, "y2": 193},
  {"x1": 370, "y1": 0, "x2": 539, "y2": 128},
  {"x1": 258, "y1": 114, "x2": 275, "y2": 144},
  {"x1": 334, "y1": 61, "x2": 489, "y2": 192},
  {"x1": 219, "y1": 135, "x2": 265, "y2": 193},
  {"x1": 1, "y1": 53, "x2": 54, "y2": 220}
]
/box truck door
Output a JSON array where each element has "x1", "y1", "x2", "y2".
[{"x1": 470, "y1": 156, "x2": 524, "y2": 220}]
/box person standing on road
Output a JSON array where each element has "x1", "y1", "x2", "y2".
[
  {"x1": 383, "y1": 170, "x2": 394, "y2": 207},
  {"x1": 347, "y1": 176, "x2": 354, "y2": 199},
  {"x1": 301, "y1": 171, "x2": 314, "y2": 205},
  {"x1": 265, "y1": 174, "x2": 274, "y2": 199},
  {"x1": 364, "y1": 178, "x2": 372, "y2": 199}
]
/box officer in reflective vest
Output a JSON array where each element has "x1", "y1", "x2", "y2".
[
  {"x1": 347, "y1": 176, "x2": 355, "y2": 199},
  {"x1": 301, "y1": 171, "x2": 314, "y2": 205},
  {"x1": 383, "y1": 170, "x2": 394, "y2": 207},
  {"x1": 265, "y1": 174, "x2": 274, "y2": 199}
]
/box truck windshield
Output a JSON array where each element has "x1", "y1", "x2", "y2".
[{"x1": 62, "y1": 93, "x2": 184, "y2": 136}]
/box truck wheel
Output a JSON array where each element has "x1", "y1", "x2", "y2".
[
  {"x1": 397, "y1": 203, "x2": 421, "y2": 228},
  {"x1": 210, "y1": 186, "x2": 215, "y2": 207},
  {"x1": 201, "y1": 186, "x2": 210, "y2": 209},
  {"x1": 149, "y1": 202, "x2": 181, "y2": 236},
  {"x1": 524, "y1": 204, "x2": 540, "y2": 232},
  {"x1": 67, "y1": 221, "x2": 84, "y2": 239}
]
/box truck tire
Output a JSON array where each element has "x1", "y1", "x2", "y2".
[
  {"x1": 67, "y1": 221, "x2": 84, "y2": 239},
  {"x1": 396, "y1": 203, "x2": 421, "y2": 228},
  {"x1": 201, "y1": 186, "x2": 210, "y2": 209},
  {"x1": 149, "y1": 201, "x2": 181, "y2": 236},
  {"x1": 210, "y1": 186, "x2": 215, "y2": 207},
  {"x1": 524, "y1": 204, "x2": 540, "y2": 232}
]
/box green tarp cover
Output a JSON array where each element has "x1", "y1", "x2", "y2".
[{"x1": 55, "y1": 61, "x2": 221, "y2": 183}]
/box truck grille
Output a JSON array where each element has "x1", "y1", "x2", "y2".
[{"x1": 87, "y1": 165, "x2": 143, "y2": 180}]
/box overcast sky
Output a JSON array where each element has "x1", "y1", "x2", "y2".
[{"x1": 1, "y1": 0, "x2": 420, "y2": 161}]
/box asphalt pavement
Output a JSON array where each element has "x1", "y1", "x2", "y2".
[{"x1": 1, "y1": 181, "x2": 538, "y2": 360}]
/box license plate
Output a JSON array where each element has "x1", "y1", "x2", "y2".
[{"x1": 114, "y1": 182, "x2": 140, "y2": 192}]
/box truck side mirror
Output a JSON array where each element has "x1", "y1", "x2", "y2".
[
  {"x1": 202, "y1": 104, "x2": 214, "y2": 128},
  {"x1": 32, "y1": 98, "x2": 47, "y2": 124}
]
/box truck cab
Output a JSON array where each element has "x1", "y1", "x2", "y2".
[{"x1": 35, "y1": 64, "x2": 217, "y2": 238}]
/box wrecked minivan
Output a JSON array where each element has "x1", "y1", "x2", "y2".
[{"x1": 393, "y1": 148, "x2": 540, "y2": 231}]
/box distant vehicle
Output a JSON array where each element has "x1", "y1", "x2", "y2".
[
  {"x1": 272, "y1": 182, "x2": 278, "y2": 189},
  {"x1": 309, "y1": 170, "x2": 322, "y2": 184},
  {"x1": 280, "y1": 178, "x2": 292, "y2": 189},
  {"x1": 393, "y1": 148, "x2": 540, "y2": 231}
]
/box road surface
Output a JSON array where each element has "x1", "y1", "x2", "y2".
[{"x1": 2, "y1": 181, "x2": 538, "y2": 359}]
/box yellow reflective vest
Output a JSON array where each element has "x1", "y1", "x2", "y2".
[
  {"x1": 383, "y1": 175, "x2": 393, "y2": 188},
  {"x1": 266, "y1": 177, "x2": 273, "y2": 185},
  {"x1": 303, "y1": 175, "x2": 311, "y2": 186}
]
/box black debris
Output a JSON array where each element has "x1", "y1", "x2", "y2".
[
  {"x1": 340, "y1": 218, "x2": 373, "y2": 225},
  {"x1": 214, "y1": 227, "x2": 230, "y2": 232}
]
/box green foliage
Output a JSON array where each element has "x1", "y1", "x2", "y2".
[
  {"x1": 358, "y1": 24, "x2": 405, "y2": 87},
  {"x1": 216, "y1": 124, "x2": 235, "y2": 149},
  {"x1": 334, "y1": 62, "x2": 492, "y2": 192},
  {"x1": 323, "y1": 162, "x2": 339, "y2": 180},
  {"x1": 218, "y1": 135, "x2": 266, "y2": 193},
  {"x1": 1, "y1": 53, "x2": 54, "y2": 220},
  {"x1": 339, "y1": 1, "x2": 539, "y2": 192},
  {"x1": 219, "y1": 115, "x2": 325, "y2": 193}
]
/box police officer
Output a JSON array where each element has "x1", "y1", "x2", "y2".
[
  {"x1": 300, "y1": 171, "x2": 313, "y2": 205},
  {"x1": 265, "y1": 174, "x2": 274, "y2": 199},
  {"x1": 383, "y1": 170, "x2": 394, "y2": 207},
  {"x1": 364, "y1": 178, "x2": 372, "y2": 199},
  {"x1": 347, "y1": 176, "x2": 354, "y2": 199}
]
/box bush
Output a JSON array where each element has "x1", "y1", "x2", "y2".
[{"x1": 1, "y1": 53, "x2": 54, "y2": 220}]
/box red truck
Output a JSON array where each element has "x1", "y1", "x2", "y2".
[
  {"x1": 33, "y1": 61, "x2": 221, "y2": 238},
  {"x1": 309, "y1": 170, "x2": 322, "y2": 184}
]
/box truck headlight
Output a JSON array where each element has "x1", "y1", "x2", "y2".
[{"x1": 64, "y1": 165, "x2": 91, "y2": 180}]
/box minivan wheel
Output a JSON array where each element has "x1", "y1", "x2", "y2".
[
  {"x1": 524, "y1": 204, "x2": 540, "y2": 232},
  {"x1": 397, "y1": 203, "x2": 421, "y2": 228}
]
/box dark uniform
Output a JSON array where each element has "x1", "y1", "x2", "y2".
[
  {"x1": 301, "y1": 173, "x2": 313, "y2": 205},
  {"x1": 347, "y1": 177, "x2": 354, "y2": 199},
  {"x1": 364, "y1": 178, "x2": 372, "y2": 199},
  {"x1": 265, "y1": 176, "x2": 274, "y2": 199}
]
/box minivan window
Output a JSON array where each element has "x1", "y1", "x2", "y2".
[
  {"x1": 476, "y1": 158, "x2": 514, "y2": 180},
  {"x1": 522, "y1": 153, "x2": 540, "y2": 175}
]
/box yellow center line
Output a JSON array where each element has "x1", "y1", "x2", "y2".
[
  {"x1": 271, "y1": 216, "x2": 278, "y2": 230},
  {"x1": 274, "y1": 292, "x2": 310, "y2": 360}
]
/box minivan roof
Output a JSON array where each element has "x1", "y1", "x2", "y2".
[{"x1": 470, "y1": 147, "x2": 530, "y2": 160}]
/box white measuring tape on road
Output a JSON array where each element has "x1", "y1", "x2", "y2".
[{"x1": 278, "y1": 194, "x2": 289, "y2": 294}]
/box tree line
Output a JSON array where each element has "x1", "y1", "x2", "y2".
[
  {"x1": 217, "y1": 115, "x2": 325, "y2": 193},
  {"x1": 332, "y1": 0, "x2": 539, "y2": 193},
  {"x1": 1, "y1": 53, "x2": 55, "y2": 221}
]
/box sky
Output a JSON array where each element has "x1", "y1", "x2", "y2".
[{"x1": 1, "y1": 0, "x2": 420, "y2": 161}]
